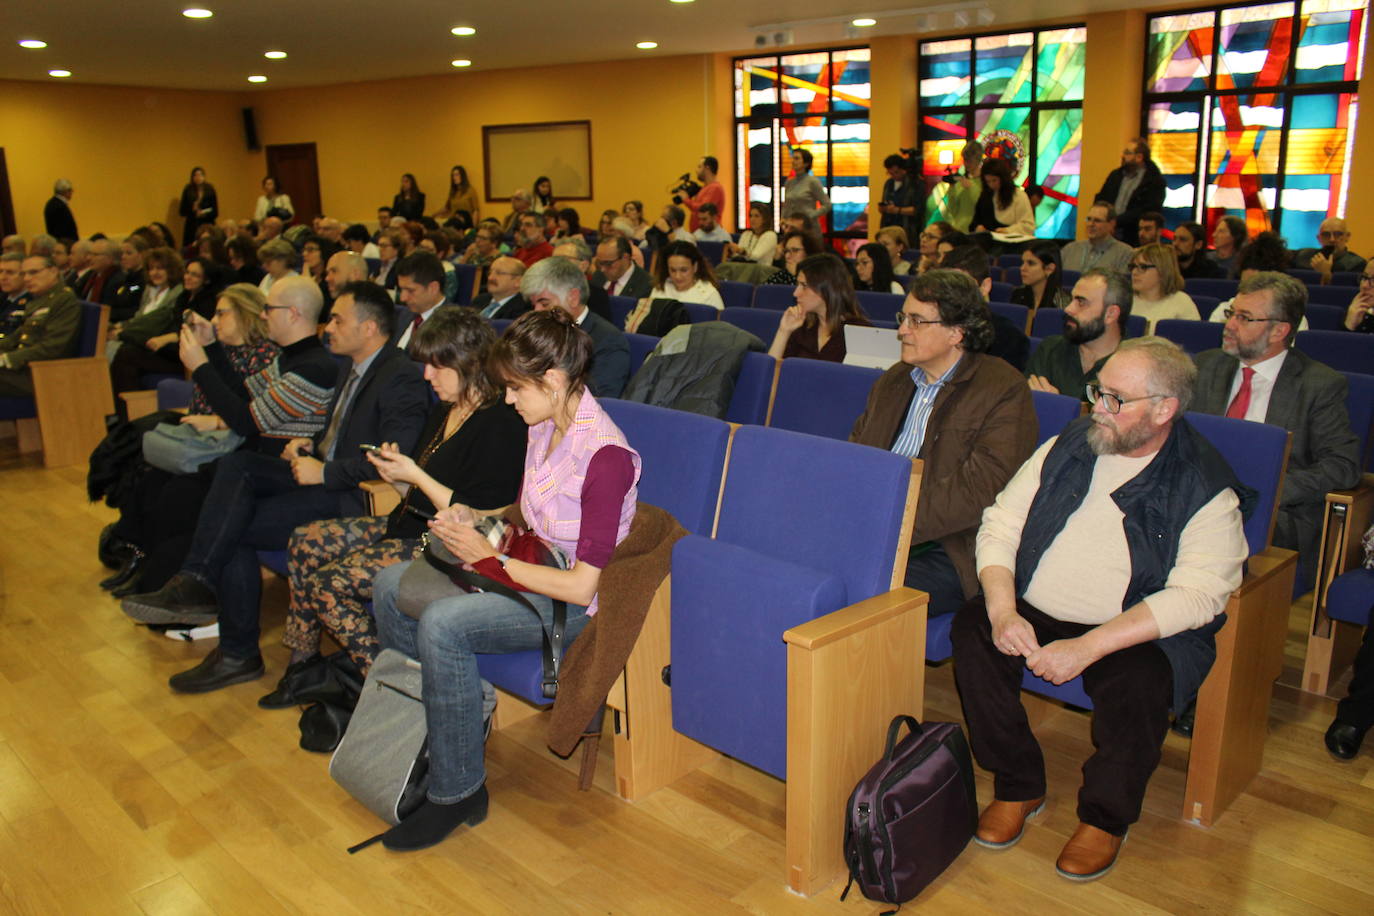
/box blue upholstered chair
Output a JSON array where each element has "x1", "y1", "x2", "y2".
[
  {"x1": 1016, "y1": 411, "x2": 1296, "y2": 825},
  {"x1": 768, "y1": 359, "x2": 882, "y2": 441},
  {"x1": 1155, "y1": 319, "x2": 1223, "y2": 355},
  {"x1": 720, "y1": 306, "x2": 781, "y2": 343},
  {"x1": 1191, "y1": 295, "x2": 1220, "y2": 320},
  {"x1": 989, "y1": 301, "x2": 1030, "y2": 334},
  {"x1": 719, "y1": 280, "x2": 754, "y2": 311},
  {"x1": 609, "y1": 294, "x2": 636, "y2": 329},
  {"x1": 365, "y1": 257, "x2": 381, "y2": 275},
  {"x1": 156, "y1": 378, "x2": 194, "y2": 411},
  {"x1": 626, "y1": 332, "x2": 658, "y2": 375},
  {"x1": 1031, "y1": 389, "x2": 1082, "y2": 446},
  {"x1": 1304, "y1": 303, "x2": 1346, "y2": 330},
  {"x1": 453, "y1": 263, "x2": 479, "y2": 306},
  {"x1": 1185, "y1": 278, "x2": 1239, "y2": 300},
  {"x1": 1344, "y1": 372, "x2": 1374, "y2": 472},
  {"x1": 752, "y1": 284, "x2": 797, "y2": 311},
  {"x1": 997, "y1": 253, "x2": 1022, "y2": 270},
  {"x1": 1287, "y1": 268, "x2": 1324, "y2": 285},
  {"x1": 1307, "y1": 286, "x2": 1356, "y2": 309},
  {"x1": 681, "y1": 303, "x2": 720, "y2": 324},
  {"x1": 1295, "y1": 329, "x2": 1374, "y2": 374},
  {"x1": 855, "y1": 291, "x2": 904, "y2": 322},
  {"x1": 490, "y1": 318, "x2": 512, "y2": 335},
  {"x1": 1060, "y1": 270, "x2": 1081, "y2": 289},
  {"x1": 723, "y1": 351, "x2": 778, "y2": 426},
  {"x1": 696, "y1": 241, "x2": 726, "y2": 266},
  {"x1": 989, "y1": 280, "x2": 1014, "y2": 302}
]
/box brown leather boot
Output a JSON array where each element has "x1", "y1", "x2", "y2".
[
  {"x1": 973, "y1": 797, "x2": 1045, "y2": 848},
  {"x1": 1055, "y1": 823, "x2": 1126, "y2": 881}
]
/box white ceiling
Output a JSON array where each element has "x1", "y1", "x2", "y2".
[{"x1": 2, "y1": 0, "x2": 1147, "y2": 92}]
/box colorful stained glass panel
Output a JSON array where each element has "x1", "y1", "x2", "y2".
[
  {"x1": 974, "y1": 32, "x2": 1034, "y2": 105},
  {"x1": 1147, "y1": 12, "x2": 1216, "y2": 93},
  {"x1": 1216, "y1": 3, "x2": 1295, "y2": 89},
  {"x1": 1036, "y1": 27, "x2": 1086, "y2": 102},
  {"x1": 1035, "y1": 108, "x2": 1082, "y2": 239},
  {"x1": 1206, "y1": 93, "x2": 1281, "y2": 233},
  {"x1": 1147, "y1": 100, "x2": 1205, "y2": 229},
  {"x1": 1296, "y1": 0, "x2": 1367, "y2": 83},
  {"x1": 920, "y1": 39, "x2": 972, "y2": 108}
]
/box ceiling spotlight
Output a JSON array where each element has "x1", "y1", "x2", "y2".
[
  {"x1": 182, "y1": 8, "x2": 214, "y2": 18},
  {"x1": 264, "y1": 50, "x2": 287, "y2": 59},
  {"x1": 669, "y1": 0, "x2": 695, "y2": 4},
  {"x1": 48, "y1": 69, "x2": 72, "y2": 78},
  {"x1": 19, "y1": 39, "x2": 48, "y2": 49},
  {"x1": 636, "y1": 41, "x2": 658, "y2": 50},
  {"x1": 247, "y1": 74, "x2": 267, "y2": 83},
  {"x1": 451, "y1": 59, "x2": 472, "y2": 67},
  {"x1": 451, "y1": 26, "x2": 476, "y2": 36},
  {"x1": 852, "y1": 18, "x2": 877, "y2": 27}
]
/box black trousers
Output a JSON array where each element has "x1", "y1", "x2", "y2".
[
  {"x1": 110, "y1": 342, "x2": 181, "y2": 396},
  {"x1": 904, "y1": 542, "x2": 967, "y2": 620},
  {"x1": 950, "y1": 596, "x2": 1173, "y2": 836},
  {"x1": 1336, "y1": 604, "x2": 1374, "y2": 731}
]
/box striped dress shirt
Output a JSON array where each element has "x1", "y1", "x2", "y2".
[{"x1": 890, "y1": 358, "x2": 962, "y2": 458}]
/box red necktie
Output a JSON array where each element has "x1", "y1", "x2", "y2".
[{"x1": 1225, "y1": 367, "x2": 1255, "y2": 419}]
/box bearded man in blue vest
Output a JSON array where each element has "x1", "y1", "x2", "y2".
[{"x1": 951, "y1": 337, "x2": 1249, "y2": 881}]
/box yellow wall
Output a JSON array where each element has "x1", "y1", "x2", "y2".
[
  {"x1": 868, "y1": 35, "x2": 920, "y2": 236},
  {"x1": 1080, "y1": 11, "x2": 1148, "y2": 241},
  {"x1": 0, "y1": 79, "x2": 258, "y2": 239}
]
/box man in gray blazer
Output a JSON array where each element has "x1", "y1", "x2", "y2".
[{"x1": 1191, "y1": 271, "x2": 1362, "y2": 585}]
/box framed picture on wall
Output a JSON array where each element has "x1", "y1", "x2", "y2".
[{"x1": 482, "y1": 120, "x2": 592, "y2": 201}]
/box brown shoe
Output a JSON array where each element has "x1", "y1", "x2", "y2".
[
  {"x1": 973, "y1": 797, "x2": 1045, "y2": 849},
  {"x1": 1055, "y1": 823, "x2": 1126, "y2": 881}
]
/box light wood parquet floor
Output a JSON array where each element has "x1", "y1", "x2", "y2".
[{"x1": 1, "y1": 444, "x2": 1372, "y2": 914}]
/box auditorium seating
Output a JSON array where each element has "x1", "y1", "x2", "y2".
[
  {"x1": 1018, "y1": 411, "x2": 1297, "y2": 826},
  {"x1": 720, "y1": 306, "x2": 780, "y2": 342},
  {"x1": 989, "y1": 280, "x2": 1014, "y2": 302},
  {"x1": 1030, "y1": 389, "x2": 1082, "y2": 446},
  {"x1": 0, "y1": 302, "x2": 113, "y2": 467},
  {"x1": 1305, "y1": 303, "x2": 1346, "y2": 330},
  {"x1": 609, "y1": 294, "x2": 636, "y2": 329},
  {"x1": 1155, "y1": 319, "x2": 1223, "y2": 354},
  {"x1": 767, "y1": 358, "x2": 881, "y2": 441},
  {"x1": 855, "y1": 290, "x2": 903, "y2": 322},
  {"x1": 989, "y1": 301, "x2": 1030, "y2": 334},
  {"x1": 696, "y1": 241, "x2": 726, "y2": 266},
  {"x1": 719, "y1": 280, "x2": 754, "y2": 310},
  {"x1": 453, "y1": 263, "x2": 479, "y2": 306},
  {"x1": 1031, "y1": 308, "x2": 1147, "y2": 339},
  {"x1": 1307, "y1": 286, "x2": 1355, "y2": 309},
  {"x1": 752, "y1": 284, "x2": 796, "y2": 311},
  {"x1": 681, "y1": 303, "x2": 720, "y2": 324},
  {"x1": 625, "y1": 332, "x2": 658, "y2": 375},
  {"x1": 1186, "y1": 278, "x2": 1239, "y2": 300},
  {"x1": 724, "y1": 351, "x2": 779, "y2": 426},
  {"x1": 1295, "y1": 329, "x2": 1373, "y2": 374}
]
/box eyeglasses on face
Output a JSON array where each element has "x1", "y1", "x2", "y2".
[
  {"x1": 894, "y1": 311, "x2": 943, "y2": 328},
  {"x1": 1222, "y1": 308, "x2": 1276, "y2": 324},
  {"x1": 1128, "y1": 262, "x2": 1157, "y2": 272},
  {"x1": 1085, "y1": 383, "x2": 1163, "y2": 414},
  {"x1": 1360, "y1": 274, "x2": 1374, "y2": 286}
]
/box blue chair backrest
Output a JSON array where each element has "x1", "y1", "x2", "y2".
[
  {"x1": 719, "y1": 280, "x2": 754, "y2": 310},
  {"x1": 769, "y1": 359, "x2": 881, "y2": 442},
  {"x1": 989, "y1": 302, "x2": 1030, "y2": 333},
  {"x1": 1331, "y1": 271, "x2": 1361, "y2": 287},
  {"x1": 600, "y1": 399, "x2": 730, "y2": 534},
  {"x1": 1185, "y1": 411, "x2": 1289, "y2": 557},
  {"x1": 902, "y1": 248, "x2": 920, "y2": 263},
  {"x1": 1031, "y1": 390, "x2": 1081, "y2": 446},
  {"x1": 753, "y1": 284, "x2": 796, "y2": 311},
  {"x1": 989, "y1": 280, "x2": 1014, "y2": 302},
  {"x1": 1287, "y1": 268, "x2": 1323, "y2": 285},
  {"x1": 609, "y1": 294, "x2": 636, "y2": 329},
  {"x1": 1295, "y1": 329, "x2": 1374, "y2": 375},
  {"x1": 682, "y1": 303, "x2": 719, "y2": 324},
  {"x1": 365, "y1": 257, "x2": 381, "y2": 275},
  {"x1": 1307, "y1": 286, "x2": 1354, "y2": 309},
  {"x1": 717, "y1": 426, "x2": 911, "y2": 599},
  {"x1": 895, "y1": 274, "x2": 915, "y2": 292},
  {"x1": 1060, "y1": 270, "x2": 1081, "y2": 289},
  {"x1": 696, "y1": 241, "x2": 726, "y2": 266},
  {"x1": 1343, "y1": 371, "x2": 1374, "y2": 471},
  {"x1": 156, "y1": 378, "x2": 193, "y2": 411},
  {"x1": 1191, "y1": 295, "x2": 1220, "y2": 319},
  {"x1": 1125, "y1": 314, "x2": 1147, "y2": 337},
  {"x1": 720, "y1": 306, "x2": 781, "y2": 343},
  {"x1": 453, "y1": 263, "x2": 479, "y2": 306},
  {"x1": 490, "y1": 318, "x2": 512, "y2": 334},
  {"x1": 1028, "y1": 335, "x2": 1043, "y2": 358},
  {"x1": 723, "y1": 351, "x2": 777, "y2": 425},
  {"x1": 626, "y1": 332, "x2": 658, "y2": 375},
  {"x1": 855, "y1": 290, "x2": 904, "y2": 322},
  {"x1": 997, "y1": 253, "x2": 1022, "y2": 269},
  {"x1": 78, "y1": 302, "x2": 103, "y2": 357},
  {"x1": 1155, "y1": 319, "x2": 1223, "y2": 354},
  {"x1": 1185, "y1": 277, "x2": 1238, "y2": 300},
  {"x1": 1305, "y1": 303, "x2": 1346, "y2": 329},
  {"x1": 870, "y1": 319, "x2": 898, "y2": 330},
  {"x1": 1030, "y1": 308, "x2": 1065, "y2": 338}
]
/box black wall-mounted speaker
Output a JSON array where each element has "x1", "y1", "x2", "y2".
[{"x1": 242, "y1": 107, "x2": 260, "y2": 151}]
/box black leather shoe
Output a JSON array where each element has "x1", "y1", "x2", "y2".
[
  {"x1": 169, "y1": 648, "x2": 265, "y2": 694},
  {"x1": 121, "y1": 573, "x2": 218, "y2": 626},
  {"x1": 99, "y1": 548, "x2": 145, "y2": 591},
  {"x1": 1325, "y1": 720, "x2": 1368, "y2": 760},
  {"x1": 381, "y1": 785, "x2": 489, "y2": 851},
  {"x1": 1171, "y1": 701, "x2": 1196, "y2": 738},
  {"x1": 258, "y1": 653, "x2": 325, "y2": 709},
  {"x1": 99, "y1": 524, "x2": 134, "y2": 570}
]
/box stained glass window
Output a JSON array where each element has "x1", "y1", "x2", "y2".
[
  {"x1": 919, "y1": 26, "x2": 1086, "y2": 239},
  {"x1": 733, "y1": 47, "x2": 871, "y2": 238},
  {"x1": 1144, "y1": 1, "x2": 1365, "y2": 242}
]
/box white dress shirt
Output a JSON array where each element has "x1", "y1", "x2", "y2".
[{"x1": 1225, "y1": 348, "x2": 1289, "y2": 423}]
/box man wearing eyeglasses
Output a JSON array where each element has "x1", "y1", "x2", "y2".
[
  {"x1": 591, "y1": 237, "x2": 653, "y2": 300},
  {"x1": 1343, "y1": 267, "x2": 1374, "y2": 333},
  {"x1": 954, "y1": 337, "x2": 1248, "y2": 881},
  {"x1": 471, "y1": 256, "x2": 530, "y2": 321},
  {"x1": 1192, "y1": 271, "x2": 1361, "y2": 588},
  {"x1": 0, "y1": 254, "x2": 80, "y2": 396},
  {"x1": 1060, "y1": 203, "x2": 1134, "y2": 276},
  {"x1": 850, "y1": 269, "x2": 1037, "y2": 626},
  {"x1": 1293, "y1": 217, "x2": 1366, "y2": 282}
]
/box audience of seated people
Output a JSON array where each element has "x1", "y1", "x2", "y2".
[
  {"x1": 767, "y1": 252, "x2": 870, "y2": 362},
  {"x1": 1010, "y1": 241, "x2": 1071, "y2": 312},
  {"x1": 939, "y1": 244, "x2": 1031, "y2": 372},
  {"x1": 1127, "y1": 243, "x2": 1200, "y2": 332},
  {"x1": 722, "y1": 201, "x2": 777, "y2": 265},
  {"x1": 591, "y1": 236, "x2": 653, "y2": 300},
  {"x1": 971, "y1": 158, "x2": 1037, "y2": 237},
  {"x1": 876, "y1": 225, "x2": 914, "y2": 276},
  {"x1": 1026, "y1": 269, "x2": 1132, "y2": 401},
  {"x1": 1346, "y1": 263, "x2": 1374, "y2": 332},
  {"x1": 763, "y1": 229, "x2": 824, "y2": 286},
  {"x1": 1210, "y1": 215, "x2": 1247, "y2": 278},
  {"x1": 853, "y1": 242, "x2": 903, "y2": 294},
  {"x1": 646, "y1": 240, "x2": 724, "y2": 310},
  {"x1": 1173, "y1": 220, "x2": 1223, "y2": 279},
  {"x1": 472, "y1": 256, "x2": 530, "y2": 320},
  {"x1": 109, "y1": 255, "x2": 224, "y2": 396},
  {"x1": 513, "y1": 213, "x2": 554, "y2": 268},
  {"x1": 0, "y1": 253, "x2": 80, "y2": 397},
  {"x1": 1061, "y1": 202, "x2": 1134, "y2": 276},
  {"x1": 522, "y1": 255, "x2": 628, "y2": 399},
  {"x1": 393, "y1": 251, "x2": 450, "y2": 351},
  {"x1": 552, "y1": 237, "x2": 613, "y2": 323}
]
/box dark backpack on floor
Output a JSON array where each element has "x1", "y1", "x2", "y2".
[{"x1": 842, "y1": 715, "x2": 978, "y2": 911}]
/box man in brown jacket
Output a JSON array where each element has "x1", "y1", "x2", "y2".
[
  {"x1": 0, "y1": 254, "x2": 81, "y2": 397},
  {"x1": 851, "y1": 269, "x2": 1038, "y2": 620}
]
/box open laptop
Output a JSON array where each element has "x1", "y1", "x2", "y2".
[{"x1": 843, "y1": 324, "x2": 902, "y2": 370}]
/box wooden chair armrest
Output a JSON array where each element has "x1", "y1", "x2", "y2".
[
  {"x1": 784, "y1": 587, "x2": 927, "y2": 651},
  {"x1": 27, "y1": 354, "x2": 109, "y2": 377},
  {"x1": 360, "y1": 479, "x2": 402, "y2": 516},
  {"x1": 1314, "y1": 475, "x2": 1374, "y2": 618}
]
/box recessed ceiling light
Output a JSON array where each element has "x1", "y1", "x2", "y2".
[
  {"x1": 264, "y1": 50, "x2": 287, "y2": 59},
  {"x1": 636, "y1": 41, "x2": 658, "y2": 50},
  {"x1": 182, "y1": 8, "x2": 214, "y2": 19},
  {"x1": 669, "y1": 0, "x2": 695, "y2": 4},
  {"x1": 18, "y1": 39, "x2": 47, "y2": 49},
  {"x1": 247, "y1": 74, "x2": 267, "y2": 83},
  {"x1": 852, "y1": 18, "x2": 877, "y2": 27},
  {"x1": 451, "y1": 26, "x2": 476, "y2": 36},
  {"x1": 451, "y1": 59, "x2": 472, "y2": 68},
  {"x1": 48, "y1": 69, "x2": 72, "y2": 78}
]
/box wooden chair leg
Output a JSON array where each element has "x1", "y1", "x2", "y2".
[{"x1": 16, "y1": 417, "x2": 42, "y2": 454}]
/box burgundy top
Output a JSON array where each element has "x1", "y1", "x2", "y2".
[
  {"x1": 782, "y1": 316, "x2": 871, "y2": 363},
  {"x1": 574, "y1": 445, "x2": 636, "y2": 568}
]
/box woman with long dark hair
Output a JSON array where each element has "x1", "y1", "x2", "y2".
[
  {"x1": 393, "y1": 173, "x2": 426, "y2": 221},
  {"x1": 532, "y1": 176, "x2": 555, "y2": 214},
  {"x1": 1211, "y1": 215, "x2": 1247, "y2": 278},
  {"x1": 768, "y1": 252, "x2": 870, "y2": 362},
  {"x1": 1010, "y1": 241, "x2": 1071, "y2": 311},
  {"x1": 854, "y1": 242, "x2": 902, "y2": 294},
  {"x1": 178, "y1": 167, "x2": 218, "y2": 247},
  {"x1": 435, "y1": 165, "x2": 480, "y2": 222},
  {"x1": 971, "y1": 158, "x2": 1035, "y2": 236},
  {"x1": 254, "y1": 175, "x2": 294, "y2": 222}
]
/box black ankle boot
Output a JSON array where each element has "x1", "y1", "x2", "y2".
[
  {"x1": 100, "y1": 548, "x2": 145, "y2": 591},
  {"x1": 381, "y1": 785, "x2": 489, "y2": 851},
  {"x1": 99, "y1": 523, "x2": 134, "y2": 569},
  {"x1": 257, "y1": 653, "x2": 325, "y2": 709}
]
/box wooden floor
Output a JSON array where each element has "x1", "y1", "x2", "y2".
[{"x1": 2, "y1": 443, "x2": 1373, "y2": 915}]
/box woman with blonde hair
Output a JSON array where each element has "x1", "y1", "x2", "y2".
[{"x1": 1128, "y1": 242, "x2": 1200, "y2": 332}]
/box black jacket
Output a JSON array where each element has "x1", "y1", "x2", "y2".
[
  {"x1": 44, "y1": 195, "x2": 78, "y2": 241},
  {"x1": 472, "y1": 292, "x2": 531, "y2": 321},
  {"x1": 1095, "y1": 161, "x2": 1166, "y2": 247}
]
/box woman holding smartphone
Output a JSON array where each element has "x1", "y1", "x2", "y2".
[{"x1": 262, "y1": 307, "x2": 526, "y2": 707}]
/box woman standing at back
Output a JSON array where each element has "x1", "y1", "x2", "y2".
[
  {"x1": 434, "y1": 165, "x2": 481, "y2": 222},
  {"x1": 178, "y1": 167, "x2": 218, "y2": 248},
  {"x1": 393, "y1": 173, "x2": 426, "y2": 222}
]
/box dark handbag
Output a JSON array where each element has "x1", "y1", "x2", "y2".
[
  {"x1": 841, "y1": 715, "x2": 978, "y2": 910},
  {"x1": 295, "y1": 652, "x2": 366, "y2": 753}
]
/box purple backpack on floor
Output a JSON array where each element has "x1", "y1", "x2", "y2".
[{"x1": 841, "y1": 715, "x2": 977, "y2": 910}]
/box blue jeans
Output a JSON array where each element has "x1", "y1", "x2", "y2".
[
  {"x1": 182, "y1": 450, "x2": 343, "y2": 658},
  {"x1": 372, "y1": 561, "x2": 589, "y2": 802}
]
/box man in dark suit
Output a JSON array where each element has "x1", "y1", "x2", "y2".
[
  {"x1": 1094, "y1": 138, "x2": 1166, "y2": 248},
  {"x1": 553, "y1": 237, "x2": 612, "y2": 323},
  {"x1": 471, "y1": 255, "x2": 530, "y2": 321},
  {"x1": 79, "y1": 238, "x2": 124, "y2": 305},
  {"x1": 392, "y1": 250, "x2": 448, "y2": 350},
  {"x1": 1192, "y1": 271, "x2": 1362, "y2": 585},
  {"x1": 523, "y1": 256, "x2": 630, "y2": 398},
  {"x1": 121, "y1": 278, "x2": 429, "y2": 693},
  {"x1": 592, "y1": 237, "x2": 653, "y2": 300},
  {"x1": 43, "y1": 179, "x2": 78, "y2": 241}
]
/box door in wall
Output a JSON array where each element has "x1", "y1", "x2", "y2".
[
  {"x1": 265, "y1": 143, "x2": 321, "y2": 226},
  {"x1": 0, "y1": 150, "x2": 15, "y2": 238}
]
